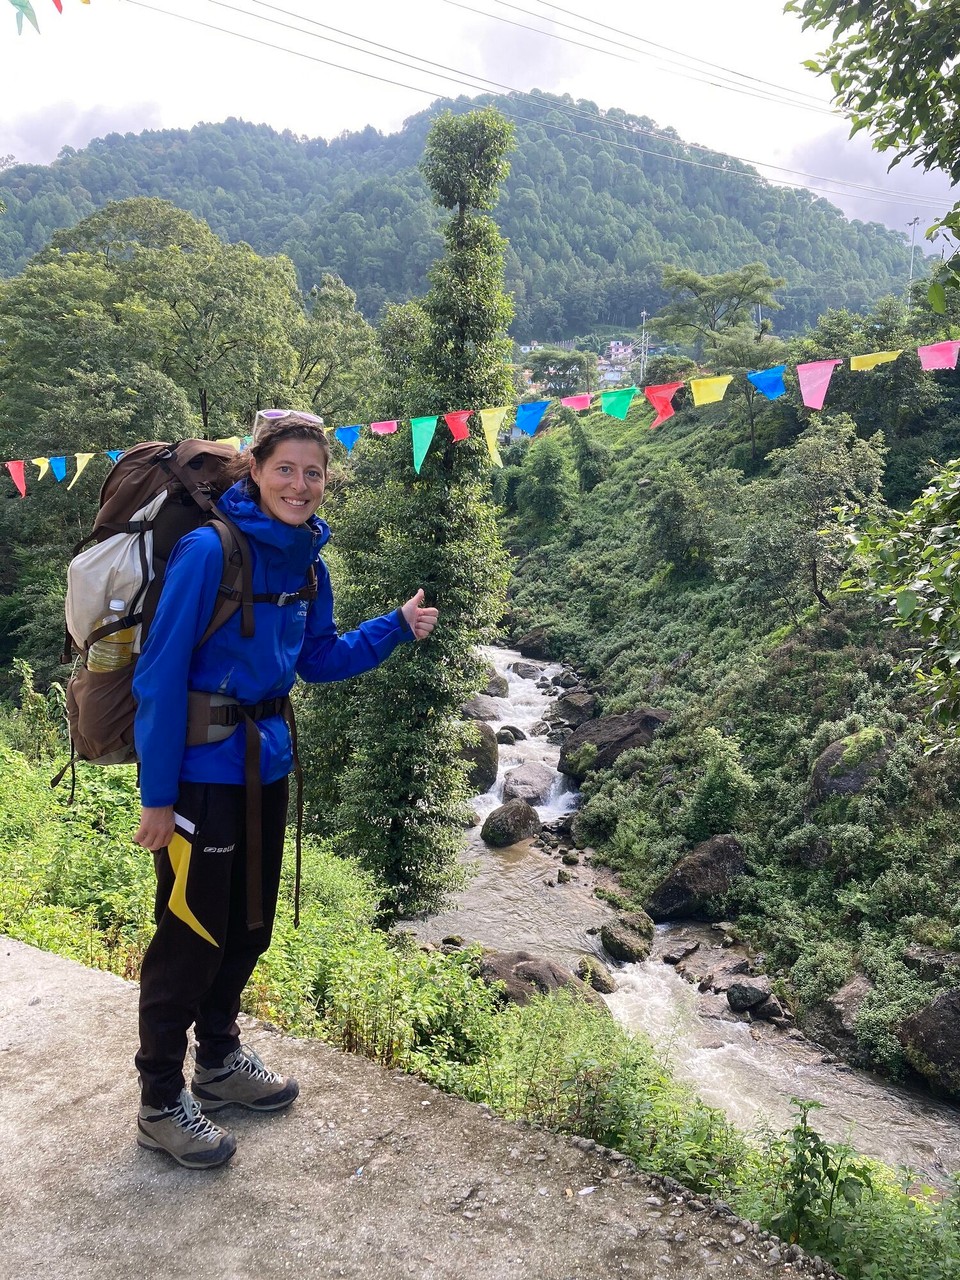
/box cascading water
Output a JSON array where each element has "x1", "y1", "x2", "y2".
[{"x1": 416, "y1": 646, "x2": 960, "y2": 1186}]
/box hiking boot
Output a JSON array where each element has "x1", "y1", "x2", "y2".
[
  {"x1": 192, "y1": 1044, "x2": 299, "y2": 1113},
  {"x1": 137, "y1": 1089, "x2": 237, "y2": 1169}
]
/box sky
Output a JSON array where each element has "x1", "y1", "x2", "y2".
[{"x1": 1, "y1": 0, "x2": 956, "y2": 242}]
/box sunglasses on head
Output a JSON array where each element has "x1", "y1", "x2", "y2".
[{"x1": 254, "y1": 408, "x2": 325, "y2": 426}]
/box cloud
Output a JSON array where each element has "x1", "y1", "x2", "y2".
[
  {"x1": 1, "y1": 101, "x2": 164, "y2": 166},
  {"x1": 468, "y1": 10, "x2": 580, "y2": 93},
  {"x1": 783, "y1": 125, "x2": 959, "y2": 235}
]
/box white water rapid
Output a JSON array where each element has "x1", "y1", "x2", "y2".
[{"x1": 415, "y1": 646, "x2": 960, "y2": 1187}]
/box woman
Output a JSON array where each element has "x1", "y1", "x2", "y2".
[{"x1": 132, "y1": 410, "x2": 437, "y2": 1169}]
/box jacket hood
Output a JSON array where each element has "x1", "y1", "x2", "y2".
[{"x1": 217, "y1": 481, "x2": 331, "y2": 553}]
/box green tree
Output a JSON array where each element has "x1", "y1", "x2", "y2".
[
  {"x1": 713, "y1": 328, "x2": 791, "y2": 464},
  {"x1": 311, "y1": 108, "x2": 515, "y2": 919},
  {"x1": 527, "y1": 347, "x2": 597, "y2": 398},
  {"x1": 654, "y1": 263, "x2": 784, "y2": 354},
  {"x1": 644, "y1": 459, "x2": 716, "y2": 575},
  {"x1": 515, "y1": 435, "x2": 571, "y2": 528},
  {"x1": 788, "y1": 0, "x2": 960, "y2": 308}
]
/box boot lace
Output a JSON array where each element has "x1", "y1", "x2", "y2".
[
  {"x1": 171, "y1": 1090, "x2": 223, "y2": 1144},
  {"x1": 228, "y1": 1044, "x2": 282, "y2": 1084}
]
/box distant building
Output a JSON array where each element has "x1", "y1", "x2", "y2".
[{"x1": 607, "y1": 340, "x2": 634, "y2": 361}]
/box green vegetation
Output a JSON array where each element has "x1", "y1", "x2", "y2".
[
  {"x1": 1, "y1": 729, "x2": 957, "y2": 1279},
  {"x1": 0, "y1": 93, "x2": 919, "y2": 335}
]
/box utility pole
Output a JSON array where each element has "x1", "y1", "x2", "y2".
[
  {"x1": 906, "y1": 216, "x2": 921, "y2": 306},
  {"x1": 638, "y1": 309, "x2": 650, "y2": 384}
]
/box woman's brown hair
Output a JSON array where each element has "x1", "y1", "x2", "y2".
[{"x1": 224, "y1": 412, "x2": 330, "y2": 504}]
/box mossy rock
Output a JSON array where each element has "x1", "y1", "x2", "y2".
[
  {"x1": 600, "y1": 910, "x2": 655, "y2": 964},
  {"x1": 809, "y1": 730, "x2": 891, "y2": 805}
]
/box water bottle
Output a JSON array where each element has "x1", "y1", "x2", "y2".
[{"x1": 87, "y1": 598, "x2": 135, "y2": 672}]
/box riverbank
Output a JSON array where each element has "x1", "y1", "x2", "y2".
[{"x1": 0, "y1": 937, "x2": 827, "y2": 1280}]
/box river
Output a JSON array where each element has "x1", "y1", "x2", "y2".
[{"x1": 412, "y1": 645, "x2": 960, "y2": 1188}]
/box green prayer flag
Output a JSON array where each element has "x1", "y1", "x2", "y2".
[
  {"x1": 600, "y1": 387, "x2": 637, "y2": 420},
  {"x1": 410, "y1": 416, "x2": 439, "y2": 474}
]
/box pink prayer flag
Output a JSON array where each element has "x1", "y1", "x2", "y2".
[
  {"x1": 644, "y1": 381, "x2": 683, "y2": 430},
  {"x1": 918, "y1": 340, "x2": 960, "y2": 371},
  {"x1": 560, "y1": 393, "x2": 592, "y2": 411},
  {"x1": 443, "y1": 410, "x2": 472, "y2": 441},
  {"x1": 370, "y1": 420, "x2": 398, "y2": 436},
  {"x1": 796, "y1": 359, "x2": 842, "y2": 411},
  {"x1": 5, "y1": 460, "x2": 26, "y2": 497}
]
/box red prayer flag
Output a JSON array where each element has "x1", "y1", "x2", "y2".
[
  {"x1": 52, "y1": 0, "x2": 63, "y2": 12},
  {"x1": 370, "y1": 420, "x2": 398, "y2": 436},
  {"x1": 644, "y1": 381, "x2": 683, "y2": 429},
  {"x1": 443, "y1": 410, "x2": 472, "y2": 441},
  {"x1": 5, "y1": 460, "x2": 26, "y2": 497},
  {"x1": 560, "y1": 393, "x2": 592, "y2": 411}
]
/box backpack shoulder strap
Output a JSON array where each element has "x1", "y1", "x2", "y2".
[{"x1": 197, "y1": 516, "x2": 256, "y2": 647}]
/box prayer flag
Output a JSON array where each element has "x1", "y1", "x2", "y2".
[
  {"x1": 105, "y1": 449, "x2": 123, "y2": 464},
  {"x1": 5, "y1": 460, "x2": 26, "y2": 497},
  {"x1": 479, "y1": 407, "x2": 507, "y2": 467},
  {"x1": 690, "y1": 375, "x2": 732, "y2": 406},
  {"x1": 644, "y1": 382, "x2": 683, "y2": 429},
  {"x1": 51, "y1": 0, "x2": 62, "y2": 12},
  {"x1": 67, "y1": 452, "x2": 94, "y2": 489},
  {"x1": 796, "y1": 359, "x2": 841, "y2": 410},
  {"x1": 410, "y1": 416, "x2": 439, "y2": 473},
  {"x1": 334, "y1": 425, "x2": 361, "y2": 453},
  {"x1": 50, "y1": 456, "x2": 67, "y2": 482},
  {"x1": 32, "y1": 456, "x2": 50, "y2": 480},
  {"x1": 747, "y1": 365, "x2": 787, "y2": 400},
  {"x1": 443, "y1": 410, "x2": 472, "y2": 441},
  {"x1": 601, "y1": 387, "x2": 637, "y2": 420},
  {"x1": 850, "y1": 350, "x2": 901, "y2": 371},
  {"x1": 216, "y1": 436, "x2": 241, "y2": 451},
  {"x1": 560, "y1": 393, "x2": 592, "y2": 411},
  {"x1": 515, "y1": 400, "x2": 550, "y2": 436},
  {"x1": 370, "y1": 419, "x2": 398, "y2": 436},
  {"x1": 918, "y1": 340, "x2": 960, "y2": 371},
  {"x1": 10, "y1": 1, "x2": 40, "y2": 35}
]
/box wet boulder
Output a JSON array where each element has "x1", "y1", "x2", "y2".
[
  {"x1": 553, "y1": 690, "x2": 598, "y2": 728},
  {"x1": 502, "y1": 762, "x2": 555, "y2": 806},
  {"x1": 727, "y1": 975, "x2": 773, "y2": 1013},
  {"x1": 509, "y1": 660, "x2": 541, "y2": 681},
  {"x1": 552, "y1": 670, "x2": 580, "y2": 689},
  {"x1": 643, "y1": 836, "x2": 746, "y2": 921},
  {"x1": 809, "y1": 729, "x2": 890, "y2": 807},
  {"x1": 576, "y1": 954, "x2": 617, "y2": 994},
  {"x1": 559, "y1": 708, "x2": 670, "y2": 781},
  {"x1": 496, "y1": 729, "x2": 516, "y2": 746},
  {"x1": 462, "y1": 694, "x2": 503, "y2": 722},
  {"x1": 501, "y1": 724, "x2": 526, "y2": 741},
  {"x1": 480, "y1": 798, "x2": 541, "y2": 847},
  {"x1": 483, "y1": 668, "x2": 509, "y2": 698},
  {"x1": 898, "y1": 988, "x2": 960, "y2": 1098},
  {"x1": 479, "y1": 949, "x2": 605, "y2": 1008},
  {"x1": 514, "y1": 626, "x2": 552, "y2": 660},
  {"x1": 600, "y1": 910, "x2": 656, "y2": 964},
  {"x1": 460, "y1": 720, "x2": 499, "y2": 795},
  {"x1": 802, "y1": 973, "x2": 874, "y2": 1061}
]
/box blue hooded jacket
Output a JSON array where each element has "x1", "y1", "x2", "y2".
[{"x1": 133, "y1": 482, "x2": 413, "y2": 808}]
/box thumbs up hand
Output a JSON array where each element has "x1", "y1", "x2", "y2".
[{"x1": 401, "y1": 588, "x2": 439, "y2": 640}]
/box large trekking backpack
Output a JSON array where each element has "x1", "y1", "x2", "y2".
[{"x1": 56, "y1": 438, "x2": 317, "y2": 930}]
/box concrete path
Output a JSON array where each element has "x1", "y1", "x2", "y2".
[{"x1": 0, "y1": 939, "x2": 830, "y2": 1280}]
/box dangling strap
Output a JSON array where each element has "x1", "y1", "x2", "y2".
[
  {"x1": 240, "y1": 706, "x2": 265, "y2": 932},
  {"x1": 282, "y1": 697, "x2": 304, "y2": 929}
]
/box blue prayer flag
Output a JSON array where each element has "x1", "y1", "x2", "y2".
[
  {"x1": 747, "y1": 365, "x2": 787, "y2": 400},
  {"x1": 105, "y1": 450, "x2": 123, "y2": 464},
  {"x1": 335, "y1": 425, "x2": 362, "y2": 453},
  {"x1": 515, "y1": 400, "x2": 550, "y2": 436},
  {"x1": 50, "y1": 456, "x2": 67, "y2": 481}
]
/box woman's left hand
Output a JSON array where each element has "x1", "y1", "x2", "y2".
[{"x1": 401, "y1": 588, "x2": 439, "y2": 640}]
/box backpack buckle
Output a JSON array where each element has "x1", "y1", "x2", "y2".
[{"x1": 276, "y1": 591, "x2": 298, "y2": 606}]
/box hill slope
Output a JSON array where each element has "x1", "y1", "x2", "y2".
[{"x1": 0, "y1": 91, "x2": 914, "y2": 335}]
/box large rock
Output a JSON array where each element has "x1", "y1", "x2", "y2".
[
  {"x1": 802, "y1": 973, "x2": 874, "y2": 1060},
  {"x1": 600, "y1": 911, "x2": 655, "y2": 964},
  {"x1": 460, "y1": 721, "x2": 499, "y2": 795},
  {"x1": 483, "y1": 668, "x2": 509, "y2": 698},
  {"x1": 809, "y1": 729, "x2": 890, "y2": 806},
  {"x1": 479, "y1": 949, "x2": 605, "y2": 1007},
  {"x1": 502, "y1": 762, "x2": 555, "y2": 806},
  {"x1": 553, "y1": 690, "x2": 598, "y2": 727},
  {"x1": 514, "y1": 626, "x2": 552, "y2": 660},
  {"x1": 727, "y1": 976, "x2": 773, "y2": 1012},
  {"x1": 509, "y1": 661, "x2": 541, "y2": 680},
  {"x1": 559, "y1": 708, "x2": 670, "y2": 781},
  {"x1": 576, "y1": 955, "x2": 617, "y2": 994},
  {"x1": 902, "y1": 945, "x2": 960, "y2": 984},
  {"x1": 643, "y1": 836, "x2": 746, "y2": 921},
  {"x1": 480, "y1": 798, "x2": 541, "y2": 847},
  {"x1": 462, "y1": 694, "x2": 503, "y2": 722},
  {"x1": 898, "y1": 987, "x2": 960, "y2": 1098}
]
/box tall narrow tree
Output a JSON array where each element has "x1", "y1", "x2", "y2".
[{"x1": 317, "y1": 108, "x2": 515, "y2": 918}]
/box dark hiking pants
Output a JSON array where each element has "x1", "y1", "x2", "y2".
[{"x1": 136, "y1": 778, "x2": 288, "y2": 1108}]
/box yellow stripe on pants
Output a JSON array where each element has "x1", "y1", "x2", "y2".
[{"x1": 166, "y1": 832, "x2": 218, "y2": 947}]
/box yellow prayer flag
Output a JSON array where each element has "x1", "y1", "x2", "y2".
[
  {"x1": 67, "y1": 452, "x2": 94, "y2": 490},
  {"x1": 850, "y1": 350, "x2": 902, "y2": 371},
  {"x1": 689, "y1": 375, "x2": 733, "y2": 407},
  {"x1": 216, "y1": 436, "x2": 242, "y2": 451},
  {"x1": 32, "y1": 457, "x2": 50, "y2": 480},
  {"x1": 479, "y1": 407, "x2": 507, "y2": 467}
]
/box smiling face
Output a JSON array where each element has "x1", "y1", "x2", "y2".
[{"x1": 249, "y1": 438, "x2": 327, "y2": 526}]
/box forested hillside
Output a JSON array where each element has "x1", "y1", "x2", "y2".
[{"x1": 0, "y1": 91, "x2": 916, "y2": 335}]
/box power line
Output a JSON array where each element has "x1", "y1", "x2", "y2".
[{"x1": 122, "y1": 0, "x2": 943, "y2": 213}]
